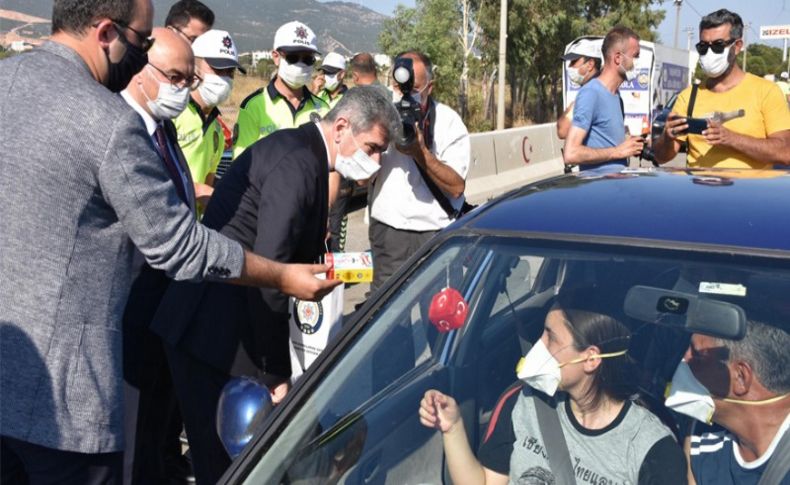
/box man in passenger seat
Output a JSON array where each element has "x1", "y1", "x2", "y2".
[{"x1": 667, "y1": 318, "x2": 790, "y2": 484}]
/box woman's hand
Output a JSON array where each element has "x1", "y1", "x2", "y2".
[{"x1": 419, "y1": 389, "x2": 461, "y2": 434}]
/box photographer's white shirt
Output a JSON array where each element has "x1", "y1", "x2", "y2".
[{"x1": 370, "y1": 101, "x2": 470, "y2": 232}]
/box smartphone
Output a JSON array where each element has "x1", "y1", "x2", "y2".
[{"x1": 686, "y1": 117, "x2": 709, "y2": 135}]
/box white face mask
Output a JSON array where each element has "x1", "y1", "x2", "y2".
[
  {"x1": 324, "y1": 73, "x2": 340, "y2": 91},
  {"x1": 141, "y1": 69, "x2": 190, "y2": 120},
  {"x1": 334, "y1": 130, "x2": 380, "y2": 181},
  {"x1": 665, "y1": 360, "x2": 790, "y2": 425},
  {"x1": 567, "y1": 66, "x2": 585, "y2": 85},
  {"x1": 516, "y1": 339, "x2": 627, "y2": 396},
  {"x1": 278, "y1": 60, "x2": 313, "y2": 89},
  {"x1": 699, "y1": 47, "x2": 732, "y2": 78},
  {"x1": 198, "y1": 74, "x2": 233, "y2": 107}
]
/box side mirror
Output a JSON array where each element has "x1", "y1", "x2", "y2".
[{"x1": 624, "y1": 286, "x2": 747, "y2": 340}]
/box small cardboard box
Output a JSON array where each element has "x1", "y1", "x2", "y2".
[{"x1": 325, "y1": 251, "x2": 373, "y2": 283}]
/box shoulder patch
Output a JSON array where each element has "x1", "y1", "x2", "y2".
[{"x1": 240, "y1": 88, "x2": 264, "y2": 109}]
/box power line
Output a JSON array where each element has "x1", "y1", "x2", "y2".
[{"x1": 683, "y1": 0, "x2": 704, "y2": 19}]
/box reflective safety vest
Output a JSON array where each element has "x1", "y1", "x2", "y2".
[
  {"x1": 232, "y1": 79, "x2": 329, "y2": 158},
  {"x1": 317, "y1": 84, "x2": 348, "y2": 110},
  {"x1": 174, "y1": 99, "x2": 224, "y2": 184}
]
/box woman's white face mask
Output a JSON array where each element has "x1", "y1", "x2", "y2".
[{"x1": 516, "y1": 339, "x2": 627, "y2": 396}]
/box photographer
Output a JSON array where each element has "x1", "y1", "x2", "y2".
[{"x1": 368, "y1": 50, "x2": 470, "y2": 292}]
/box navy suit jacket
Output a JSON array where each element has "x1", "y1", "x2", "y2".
[{"x1": 151, "y1": 122, "x2": 330, "y2": 376}]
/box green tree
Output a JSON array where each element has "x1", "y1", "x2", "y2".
[{"x1": 737, "y1": 43, "x2": 784, "y2": 77}]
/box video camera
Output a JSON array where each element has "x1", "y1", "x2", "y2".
[{"x1": 392, "y1": 57, "x2": 422, "y2": 147}]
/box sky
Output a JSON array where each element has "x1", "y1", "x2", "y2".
[{"x1": 337, "y1": 0, "x2": 790, "y2": 50}]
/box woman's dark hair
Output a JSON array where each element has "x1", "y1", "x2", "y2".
[
  {"x1": 52, "y1": 0, "x2": 135, "y2": 34},
  {"x1": 554, "y1": 289, "x2": 637, "y2": 408}
]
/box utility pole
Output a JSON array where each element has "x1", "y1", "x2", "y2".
[
  {"x1": 496, "y1": 0, "x2": 507, "y2": 130},
  {"x1": 684, "y1": 26, "x2": 694, "y2": 51},
  {"x1": 673, "y1": 0, "x2": 683, "y2": 49},
  {"x1": 743, "y1": 22, "x2": 751, "y2": 72}
]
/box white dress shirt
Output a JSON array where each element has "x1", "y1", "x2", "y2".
[{"x1": 370, "y1": 101, "x2": 470, "y2": 232}]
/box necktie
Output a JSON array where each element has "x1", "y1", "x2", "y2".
[{"x1": 154, "y1": 124, "x2": 189, "y2": 206}]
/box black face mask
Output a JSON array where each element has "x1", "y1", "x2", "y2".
[{"x1": 105, "y1": 27, "x2": 148, "y2": 93}]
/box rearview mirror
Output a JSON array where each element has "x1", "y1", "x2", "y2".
[{"x1": 624, "y1": 286, "x2": 746, "y2": 340}]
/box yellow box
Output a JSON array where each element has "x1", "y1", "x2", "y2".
[{"x1": 326, "y1": 251, "x2": 373, "y2": 283}]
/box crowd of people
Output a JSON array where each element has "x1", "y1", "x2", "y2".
[{"x1": 1, "y1": 0, "x2": 788, "y2": 483}]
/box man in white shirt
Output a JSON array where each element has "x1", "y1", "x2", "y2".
[{"x1": 368, "y1": 50, "x2": 470, "y2": 292}]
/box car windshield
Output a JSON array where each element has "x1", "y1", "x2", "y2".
[{"x1": 239, "y1": 235, "x2": 790, "y2": 484}]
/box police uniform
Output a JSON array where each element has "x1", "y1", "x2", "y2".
[
  {"x1": 232, "y1": 79, "x2": 328, "y2": 158},
  {"x1": 317, "y1": 84, "x2": 348, "y2": 109},
  {"x1": 174, "y1": 99, "x2": 224, "y2": 185}
]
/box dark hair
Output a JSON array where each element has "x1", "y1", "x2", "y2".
[
  {"x1": 351, "y1": 52, "x2": 377, "y2": 76},
  {"x1": 700, "y1": 9, "x2": 743, "y2": 40},
  {"x1": 601, "y1": 25, "x2": 640, "y2": 60},
  {"x1": 165, "y1": 0, "x2": 214, "y2": 29},
  {"x1": 581, "y1": 56, "x2": 602, "y2": 72},
  {"x1": 395, "y1": 50, "x2": 434, "y2": 82},
  {"x1": 554, "y1": 290, "x2": 637, "y2": 407},
  {"x1": 52, "y1": 0, "x2": 135, "y2": 34}
]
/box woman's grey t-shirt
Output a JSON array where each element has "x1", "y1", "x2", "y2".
[{"x1": 478, "y1": 385, "x2": 687, "y2": 484}]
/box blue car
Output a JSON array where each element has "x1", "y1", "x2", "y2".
[{"x1": 220, "y1": 167, "x2": 790, "y2": 484}]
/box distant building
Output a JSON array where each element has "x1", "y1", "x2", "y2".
[
  {"x1": 251, "y1": 50, "x2": 272, "y2": 64},
  {"x1": 10, "y1": 41, "x2": 33, "y2": 52}
]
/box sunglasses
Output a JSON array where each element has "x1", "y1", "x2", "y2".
[
  {"x1": 695, "y1": 38, "x2": 736, "y2": 56},
  {"x1": 113, "y1": 20, "x2": 155, "y2": 52},
  {"x1": 280, "y1": 51, "x2": 316, "y2": 66}
]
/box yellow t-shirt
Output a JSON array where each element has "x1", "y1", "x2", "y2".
[{"x1": 672, "y1": 73, "x2": 790, "y2": 169}]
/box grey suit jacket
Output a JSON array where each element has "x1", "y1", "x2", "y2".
[{"x1": 0, "y1": 42, "x2": 244, "y2": 453}]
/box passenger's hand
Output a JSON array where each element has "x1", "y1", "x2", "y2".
[
  {"x1": 703, "y1": 119, "x2": 735, "y2": 147},
  {"x1": 419, "y1": 389, "x2": 460, "y2": 434},
  {"x1": 664, "y1": 113, "x2": 688, "y2": 140},
  {"x1": 614, "y1": 136, "x2": 645, "y2": 159},
  {"x1": 279, "y1": 263, "x2": 341, "y2": 301}
]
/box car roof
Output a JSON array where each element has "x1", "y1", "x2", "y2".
[{"x1": 461, "y1": 168, "x2": 790, "y2": 254}]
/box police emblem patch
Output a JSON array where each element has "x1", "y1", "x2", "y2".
[
  {"x1": 295, "y1": 26, "x2": 309, "y2": 40},
  {"x1": 222, "y1": 35, "x2": 233, "y2": 48},
  {"x1": 293, "y1": 299, "x2": 323, "y2": 334}
]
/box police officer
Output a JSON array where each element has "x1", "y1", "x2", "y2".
[
  {"x1": 316, "y1": 52, "x2": 348, "y2": 109},
  {"x1": 232, "y1": 21, "x2": 328, "y2": 158},
  {"x1": 175, "y1": 29, "x2": 244, "y2": 208}
]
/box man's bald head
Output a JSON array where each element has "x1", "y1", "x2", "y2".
[
  {"x1": 126, "y1": 26, "x2": 195, "y2": 119},
  {"x1": 148, "y1": 26, "x2": 193, "y2": 71}
]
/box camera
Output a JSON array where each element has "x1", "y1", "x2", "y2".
[{"x1": 392, "y1": 57, "x2": 422, "y2": 147}]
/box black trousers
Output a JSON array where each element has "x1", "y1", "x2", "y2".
[
  {"x1": 368, "y1": 218, "x2": 437, "y2": 292},
  {"x1": 1, "y1": 436, "x2": 122, "y2": 485},
  {"x1": 164, "y1": 343, "x2": 233, "y2": 485}
]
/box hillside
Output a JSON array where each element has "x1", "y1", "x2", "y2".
[{"x1": 0, "y1": 0, "x2": 387, "y2": 53}]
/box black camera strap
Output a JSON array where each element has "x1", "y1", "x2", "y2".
[
  {"x1": 687, "y1": 82, "x2": 699, "y2": 117},
  {"x1": 411, "y1": 100, "x2": 466, "y2": 220}
]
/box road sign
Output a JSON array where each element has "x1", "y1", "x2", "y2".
[{"x1": 760, "y1": 25, "x2": 790, "y2": 40}]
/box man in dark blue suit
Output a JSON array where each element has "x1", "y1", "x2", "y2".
[{"x1": 151, "y1": 86, "x2": 400, "y2": 484}]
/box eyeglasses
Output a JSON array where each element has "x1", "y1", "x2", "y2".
[
  {"x1": 695, "y1": 38, "x2": 736, "y2": 55},
  {"x1": 280, "y1": 51, "x2": 317, "y2": 66},
  {"x1": 148, "y1": 63, "x2": 202, "y2": 89},
  {"x1": 169, "y1": 25, "x2": 197, "y2": 43},
  {"x1": 112, "y1": 21, "x2": 155, "y2": 52}
]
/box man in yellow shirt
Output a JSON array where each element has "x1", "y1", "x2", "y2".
[
  {"x1": 232, "y1": 21, "x2": 328, "y2": 158},
  {"x1": 175, "y1": 29, "x2": 244, "y2": 208},
  {"x1": 654, "y1": 9, "x2": 790, "y2": 169}
]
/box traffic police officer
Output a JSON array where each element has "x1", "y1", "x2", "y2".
[
  {"x1": 175, "y1": 29, "x2": 244, "y2": 208},
  {"x1": 316, "y1": 52, "x2": 348, "y2": 109},
  {"x1": 232, "y1": 21, "x2": 328, "y2": 158}
]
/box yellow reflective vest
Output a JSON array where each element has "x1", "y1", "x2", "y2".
[
  {"x1": 174, "y1": 99, "x2": 224, "y2": 184},
  {"x1": 317, "y1": 84, "x2": 348, "y2": 110}
]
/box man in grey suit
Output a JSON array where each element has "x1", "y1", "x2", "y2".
[{"x1": 0, "y1": 0, "x2": 338, "y2": 482}]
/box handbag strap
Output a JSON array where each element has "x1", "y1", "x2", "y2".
[
  {"x1": 533, "y1": 392, "x2": 576, "y2": 484},
  {"x1": 757, "y1": 426, "x2": 790, "y2": 485}
]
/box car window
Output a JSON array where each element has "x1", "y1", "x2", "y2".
[{"x1": 238, "y1": 237, "x2": 790, "y2": 484}]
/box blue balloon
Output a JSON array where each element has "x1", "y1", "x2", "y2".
[{"x1": 216, "y1": 376, "x2": 274, "y2": 459}]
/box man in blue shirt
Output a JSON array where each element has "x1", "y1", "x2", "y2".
[{"x1": 563, "y1": 26, "x2": 645, "y2": 170}]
